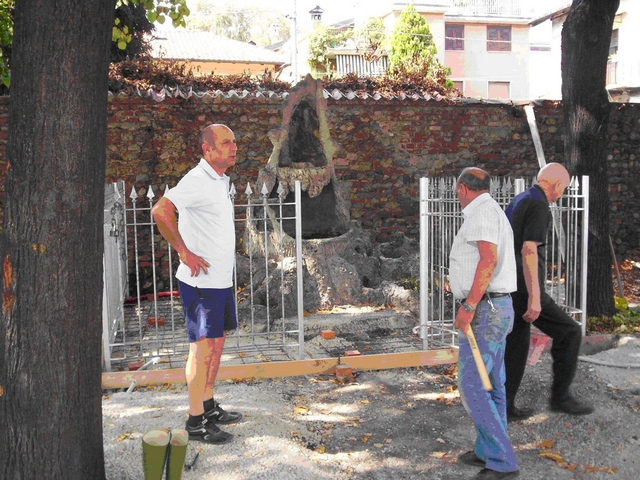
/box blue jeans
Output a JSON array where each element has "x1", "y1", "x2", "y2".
[{"x1": 458, "y1": 296, "x2": 518, "y2": 473}]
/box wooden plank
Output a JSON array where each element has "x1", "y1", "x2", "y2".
[
  {"x1": 101, "y1": 350, "x2": 459, "y2": 389},
  {"x1": 102, "y1": 358, "x2": 340, "y2": 389},
  {"x1": 337, "y1": 349, "x2": 458, "y2": 370}
]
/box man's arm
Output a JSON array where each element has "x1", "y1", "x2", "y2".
[
  {"x1": 151, "y1": 197, "x2": 210, "y2": 277},
  {"x1": 521, "y1": 240, "x2": 542, "y2": 322},
  {"x1": 454, "y1": 240, "x2": 498, "y2": 331}
]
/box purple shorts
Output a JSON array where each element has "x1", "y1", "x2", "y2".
[{"x1": 178, "y1": 281, "x2": 237, "y2": 342}]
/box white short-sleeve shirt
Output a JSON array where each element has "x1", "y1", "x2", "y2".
[
  {"x1": 163, "y1": 158, "x2": 235, "y2": 288},
  {"x1": 449, "y1": 192, "x2": 517, "y2": 299}
]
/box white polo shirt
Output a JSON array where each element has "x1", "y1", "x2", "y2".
[
  {"x1": 163, "y1": 158, "x2": 235, "y2": 289},
  {"x1": 449, "y1": 192, "x2": 517, "y2": 299}
]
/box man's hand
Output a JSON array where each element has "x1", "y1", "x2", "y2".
[
  {"x1": 179, "y1": 250, "x2": 210, "y2": 277},
  {"x1": 454, "y1": 306, "x2": 475, "y2": 332},
  {"x1": 523, "y1": 296, "x2": 541, "y2": 322}
]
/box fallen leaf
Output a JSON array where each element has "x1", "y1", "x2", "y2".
[
  {"x1": 537, "y1": 439, "x2": 555, "y2": 449},
  {"x1": 315, "y1": 445, "x2": 326, "y2": 454},
  {"x1": 539, "y1": 450, "x2": 565, "y2": 464},
  {"x1": 360, "y1": 399, "x2": 370, "y2": 404},
  {"x1": 374, "y1": 443, "x2": 383, "y2": 448},
  {"x1": 430, "y1": 451, "x2": 447, "y2": 458},
  {"x1": 294, "y1": 405, "x2": 308, "y2": 415}
]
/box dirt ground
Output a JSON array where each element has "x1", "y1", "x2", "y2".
[{"x1": 270, "y1": 339, "x2": 640, "y2": 479}]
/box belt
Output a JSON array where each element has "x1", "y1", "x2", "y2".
[{"x1": 485, "y1": 292, "x2": 511, "y2": 298}]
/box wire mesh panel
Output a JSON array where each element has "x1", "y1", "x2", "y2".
[
  {"x1": 419, "y1": 175, "x2": 589, "y2": 349},
  {"x1": 101, "y1": 180, "x2": 304, "y2": 371}
]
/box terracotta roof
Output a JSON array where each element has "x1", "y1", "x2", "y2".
[{"x1": 149, "y1": 30, "x2": 286, "y2": 65}]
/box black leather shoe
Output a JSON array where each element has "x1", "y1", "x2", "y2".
[
  {"x1": 506, "y1": 405, "x2": 534, "y2": 422},
  {"x1": 550, "y1": 396, "x2": 594, "y2": 415},
  {"x1": 458, "y1": 450, "x2": 486, "y2": 467},
  {"x1": 473, "y1": 468, "x2": 520, "y2": 479}
]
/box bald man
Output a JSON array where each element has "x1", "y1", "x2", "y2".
[
  {"x1": 152, "y1": 124, "x2": 242, "y2": 444},
  {"x1": 503, "y1": 163, "x2": 594, "y2": 421}
]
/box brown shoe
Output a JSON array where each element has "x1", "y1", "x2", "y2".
[{"x1": 458, "y1": 450, "x2": 486, "y2": 467}]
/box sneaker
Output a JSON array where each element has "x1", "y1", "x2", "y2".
[
  {"x1": 550, "y1": 396, "x2": 594, "y2": 416},
  {"x1": 506, "y1": 405, "x2": 534, "y2": 422},
  {"x1": 185, "y1": 419, "x2": 233, "y2": 444},
  {"x1": 204, "y1": 401, "x2": 243, "y2": 425},
  {"x1": 458, "y1": 450, "x2": 486, "y2": 467}
]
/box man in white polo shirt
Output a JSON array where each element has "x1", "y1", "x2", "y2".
[
  {"x1": 449, "y1": 167, "x2": 519, "y2": 479},
  {"x1": 152, "y1": 124, "x2": 242, "y2": 444}
]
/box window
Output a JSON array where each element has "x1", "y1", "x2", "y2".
[
  {"x1": 488, "y1": 81, "x2": 510, "y2": 99},
  {"x1": 609, "y1": 29, "x2": 619, "y2": 56},
  {"x1": 445, "y1": 24, "x2": 464, "y2": 51},
  {"x1": 487, "y1": 26, "x2": 511, "y2": 52}
]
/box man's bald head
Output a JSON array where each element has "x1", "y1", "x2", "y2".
[
  {"x1": 458, "y1": 167, "x2": 491, "y2": 192},
  {"x1": 200, "y1": 124, "x2": 232, "y2": 151},
  {"x1": 536, "y1": 163, "x2": 570, "y2": 203}
]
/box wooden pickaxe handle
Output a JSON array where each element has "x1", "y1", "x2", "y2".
[{"x1": 465, "y1": 327, "x2": 492, "y2": 391}]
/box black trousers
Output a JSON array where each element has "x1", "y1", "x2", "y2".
[{"x1": 504, "y1": 292, "x2": 583, "y2": 404}]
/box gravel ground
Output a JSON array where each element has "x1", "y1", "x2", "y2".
[{"x1": 103, "y1": 335, "x2": 640, "y2": 480}]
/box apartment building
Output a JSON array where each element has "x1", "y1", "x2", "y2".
[
  {"x1": 327, "y1": 0, "x2": 536, "y2": 100},
  {"x1": 530, "y1": 0, "x2": 640, "y2": 102}
]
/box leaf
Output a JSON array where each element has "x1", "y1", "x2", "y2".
[
  {"x1": 539, "y1": 450, "x2": 565, "y2": 464},
  {"x1": 537, "y1": 439, "x2": 555, "y2": 449}
]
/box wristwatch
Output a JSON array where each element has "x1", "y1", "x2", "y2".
[{"x1": 461, "y1": 301, "x2": 476, "y2": 312}]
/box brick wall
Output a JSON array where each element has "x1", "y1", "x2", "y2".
[{"x1": 0, "y1": 95, "x2": 638, "y2": 259}]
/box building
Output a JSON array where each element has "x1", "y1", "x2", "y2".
[
  {"x1": 530, "y1": 0, "x2": 640, "y2": 102},
  {"x1": 307, "y1": 1, "x2": 537, "y2": 100},
  {"x1": 149, "y1": 29, "x2": 286, "y2": 76}
]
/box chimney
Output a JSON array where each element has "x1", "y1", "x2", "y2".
[{"x1": 309, "y1": 6, "x2": 324, "y2": 23}]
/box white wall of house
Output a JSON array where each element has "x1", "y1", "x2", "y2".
[
  {"x1": 528, "y1": 0, "x2": 640, "y2": 102},
  {"x1": 446, "y1": 23, "x2": 530, "y2": 99}
]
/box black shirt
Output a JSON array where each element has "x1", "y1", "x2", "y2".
[{"x1": 505, "y1": 185, "x2": 550, "y2": 297}]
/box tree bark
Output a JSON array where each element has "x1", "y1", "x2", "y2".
[
  {"x1": 0, "y1": 0, "x2": 115, "y2": 478},
  {"x1": 562, "y1": 0, "x2": 619, "y2": 317}
]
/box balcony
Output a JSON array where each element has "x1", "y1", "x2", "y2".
[
  {"x1": 607, "y1": 59, "x2": 640, "y2": 87},
  {"x1": 450, "y1": 0, "x2": 523, "y2": 17}
]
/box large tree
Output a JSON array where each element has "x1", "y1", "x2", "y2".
[
  {"x1": 561, "y1": 0, "x2": 619, "y2": 317},
  {"x1": 0, "y1": 0, "x2": 115, "y2": 478}
]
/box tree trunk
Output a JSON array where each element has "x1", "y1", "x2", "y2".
[
  {"x1": 562, "y1": 0, "x2": 619, "y2": 318},
  {"x1": 0, "y1": 0, "x2": 115, "y2": 478}
]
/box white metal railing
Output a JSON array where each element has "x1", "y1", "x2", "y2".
[
  {"x1": 607, "y1": 59, "x2": 640, "y2": 87},
  {"x1": 451, "y1": 0, "x2": 523, "y2": 16},
  {"x1": 419, "y1": 175, "x2": 589, "y2": 349},
  {"x1": 101, "y1": 180, "x2": 304, "y2": 371}
]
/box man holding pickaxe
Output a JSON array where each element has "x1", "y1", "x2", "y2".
[{"x1": 449, "y1": 167, "x2": 520, "y2": 479}]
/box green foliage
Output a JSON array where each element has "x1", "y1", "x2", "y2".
[
  {"x1": 186, "y1": 2, "x2": 290, "y2": 47},
  {"x1": 354, "y1": 17, "x2": 387, "y2": 62},
  {"x1": 113, "y1": 0, "x2": 189, "y2": 49},
  {"x1": 0, "y1": 0, "x2": 190, "y2": 89},
  {"x1": 111, "y1": 3, "x2": 155, "y2": 62},
  {"x1": 308, "y1": 23, "x2": 352, "y2": 73},
  {"x1": 389, "y1": 3, "x2": 437, "y2": 72},
  {"x1": 399, "y1": 276, "x2": 420, "y2": 291},
  {"x1": 587, "y1": 308, "x2": 640, "y2": 334},
  {"x1": 0, "y1": 0, "x2": 13, "y2": 88}
]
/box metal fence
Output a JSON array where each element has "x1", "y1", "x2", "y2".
[
  {"x1": 418, "y1": 175, "x2": 590, "y2": 349},
  {"x1": 101, "y1": 180, "x2": 304, "y2": 372}
]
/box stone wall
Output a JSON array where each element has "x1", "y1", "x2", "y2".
[{"x1": 0, "y1": 95, "x2": 638, "y2": 259}]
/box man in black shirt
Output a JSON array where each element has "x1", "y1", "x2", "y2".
[{"x1": 504, "y1": 163, "x2": 594, "y2": 421}]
